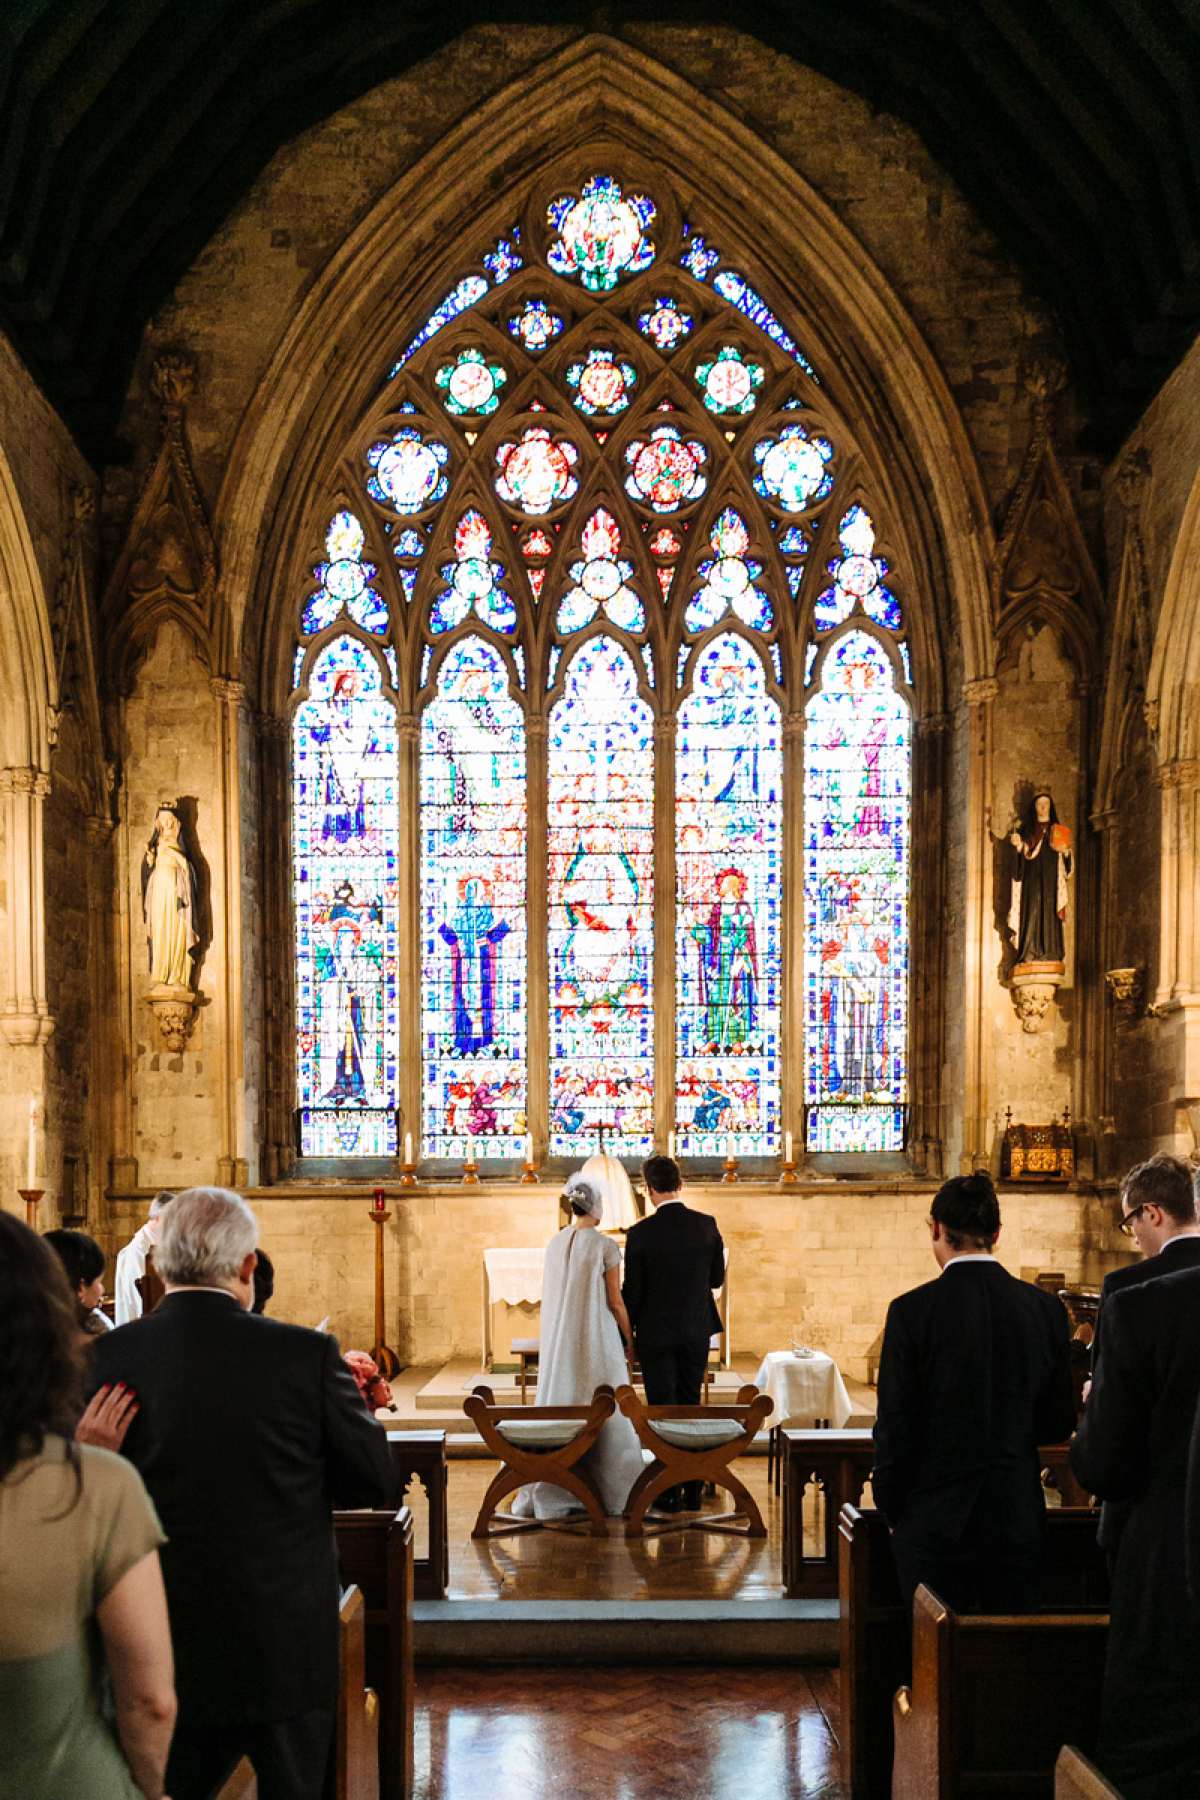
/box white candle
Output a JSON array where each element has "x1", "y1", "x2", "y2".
[
  {"x1": 404, "y1": 1131, "x2": 413, "y2": 1166},
  {"x1": 667, "y1": 1130, "x2": 676, "y2": 1160},
  {"x1": 27, "y1": 1099, "x2": 37, "y2": 1189},
  {"x1": 524, "y1": 1132, "x2": 533, "y2": 1165},
  {"x1": 467, "y1": 1133, "x2": 475, "y2": 1163},
  {"x1": 785, "y1": 1130, "x2": 793, "y2": 1163},
  {"x1": 726, "y1": 1133, "x2": 734, "y2": 1161}
]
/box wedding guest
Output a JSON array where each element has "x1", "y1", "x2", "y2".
[
  {"x1": 0, "y1": 1213, "x2": 176, "y2": 1800},
  {"x1": 114, "y1": 1191, "x2": 174, "y2": 1325},
  {"x1": 92, "y1": 1186, "x2": 397, "y2": 1800},
  {"x1": 251, "y1": 1245, "x2": 275, "y2": 1314},
  {"x1": 45, "y1": 1227, "x2": 114, "y2": 1339}
]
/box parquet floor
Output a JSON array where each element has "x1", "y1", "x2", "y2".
[
  {"x1": 414, "y1": 1665, "x2": 845, "y2": 1800},
  {"x1": 443, "y1": 1455, "x2": 789, "y2": 1600}
]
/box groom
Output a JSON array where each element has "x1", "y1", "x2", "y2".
[{"x1": 623, "y1": 1153, "x2": 726, "y2": 1512}]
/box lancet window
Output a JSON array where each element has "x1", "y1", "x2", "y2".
[{"x1": 288, "y1": 171, "x2": 915, "y2": 1163}]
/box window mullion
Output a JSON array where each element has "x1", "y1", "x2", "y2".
[
  {"x1": 782, "y1": 710, "x2": 805, "y2": 1157},
  {"x1": 654, "y1": 712, "x2": 677, "y2": 1154},
  {"x1": 526, "y1": 713, "x2": 550, "y2": 1163},
  {"x1": 398, "y1": 711, "x2": 422, "y2": 1162}
]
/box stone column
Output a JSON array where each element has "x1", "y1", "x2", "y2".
[
  {"x1": 525, "y1": 715, "x2": 549, "y2": 1163},
  {"x1": 1089, "y1": 806, "x2": 1120, "y2": 1174},
  {"x1": 781, "y1": 712, "x2": 805, "y2": 1155},
  {"x1": 1155, "y1": 758, "x2": 1200, "y2": 1007},
  {"x1": 255, "y1": 713, "x2": 292, "y2": 1184},
  {"x1": 0, "y1": 767, "x2": 55, "y2": 1047},
  {"x1": 960, "y1": 678, "x2": 999, "y2": 1172},
  {"x1": 212, "y1": 678, "x2": 248, "y2": 1187},
  {"x1": 653, "y1": 714, "x2": 676, "y2": 1155},
  {"x1": 912, "y1": 712, "x2": 951, "y2": 1175}
]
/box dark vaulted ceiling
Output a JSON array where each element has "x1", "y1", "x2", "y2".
[{"x1": 1, "y1": 1, "x2": 1198, "y2": 462}]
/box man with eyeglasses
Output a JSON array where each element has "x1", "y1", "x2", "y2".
[
  {"x1": 1072, "y1": 1157, "x2": 1200, "y2": 1799},
  {"x1": 872, "y1": 1171, "x2": 1075, "y2": 1620}
]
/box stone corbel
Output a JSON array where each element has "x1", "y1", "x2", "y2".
[
  {"x1": 1104, "y1": 967, "x2": 1145, "y2": 1018},
  {"x1": 0, "y1": 768, "x2": 55, "y2": 1046},
  {"x1": 1010, "y1": 966, "x2": 1064, "y2": 1033},
  {"x1": 149, "y1": 987, "x2": 198, "y2": 1052}
]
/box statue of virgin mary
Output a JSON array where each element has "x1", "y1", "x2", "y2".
[{"x1": 143, "y1": 802, "x2": 199, "y2": 992}]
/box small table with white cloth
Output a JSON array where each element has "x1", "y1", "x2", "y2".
[
  {"x1": 752, "y1": 1349, "x2": 855, "y2": 1492},
  {"x1": 482, "y1": 1249, "x2": 545, "y2": 1372}
]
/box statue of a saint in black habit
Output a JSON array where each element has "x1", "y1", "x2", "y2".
[{"x1": 1007, "y1": 791, "x2": 1073, "y2": 969}]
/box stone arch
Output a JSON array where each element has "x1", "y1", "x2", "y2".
[
  {"x1": 0, "y1": 437, "x2": 58, "y2": 1045},
  {"x1": 212, "y1": 33, "x2": 994, "y2": 710},
  {"x1": 1146, "y1": 457, "x2": 1200, "y2": 771}
]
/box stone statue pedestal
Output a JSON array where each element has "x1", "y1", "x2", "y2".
[
  {"x1": 148, "y1": 982, "x2": 197, "y2": 1051},
  {"x1": 1010, "y1": 961, "x2": 1064, "y2": 1033}
]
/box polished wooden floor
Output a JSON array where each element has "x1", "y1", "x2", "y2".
[
  {"x1": 441, "y1": 1455, "x2": 794, "y2": 1601},
  {"x1": 414, "y1": 1665, "x2": 845, "y2": 1800}
]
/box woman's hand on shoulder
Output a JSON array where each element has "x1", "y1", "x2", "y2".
[{"x1": 76, "y1": 1383, "x2": 139, "y2": 1452}]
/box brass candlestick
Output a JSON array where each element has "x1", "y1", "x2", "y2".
[
  {"x1": 721, "y1": 1154, "x2": 740, "y2": 1184},
  {"x1": 520, "y1": 1154, "x2": 539, "y2": 1184},
  {"x1": 368, "y1": 1190, "x2": 399, "y2": 1378},
  {"x1": 400, "y1": 1152, "x2": 417, "y2": 1188},
  {"x1": 19, "y1": 1187, "x2": 44, "y2": 1226},
  {"x1": 461, "y1": 1147, "x2": 480, "y2": 1186},
  {"x1": 779, "y1": 1157, "x2": 798, "y2": 1186}
]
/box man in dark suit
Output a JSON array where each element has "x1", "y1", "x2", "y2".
[
  {"x1": 1072, "y1": 1255, "x2": 1200, "y2": 1799},
  {"x1": 1089, "y1": 1155, "x2": 1200, "y2": 1573},
  {"x1": 873, "y1": 1172, "x2": 1075, "y2": 1616},
  {"x1": 623, "y1": 1153, "x2": 725, "y2": 1511},
  {"x1": 91, "y1": 1186, "x2": 397, "y2": 1800}
]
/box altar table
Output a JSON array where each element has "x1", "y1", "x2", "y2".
[
  {"x1": 753, "y1": 1349, "x2": 855, "y2": 1492},
  {"x1": 482, "y1": 1248, "x2": 544, "y2": 1369}
]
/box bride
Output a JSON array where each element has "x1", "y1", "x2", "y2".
[{"x1": 511, "y1": 1172, "x2": 646, "y2": 1519}]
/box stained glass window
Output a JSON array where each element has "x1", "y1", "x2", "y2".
[
  {"x1": 676, "y1": 635, "x2": 781, "y2": 1157},
  {"x1": 293, "y1": 170, "x2": 916, "y2": 1163},
  {"x1": 548, "y1": 638, "x2": 654, "y2": 1155},
  {"x1": 293, "y1": 638, "x2": 399, "y2": 1155},
  {"x1": 421, "y1": 638, "x2": 527, "y2": 1157},
  {"x1": 804, "y1": 632, "x2": 910, "y2": 1152}
]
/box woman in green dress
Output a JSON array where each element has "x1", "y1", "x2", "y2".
[{"x1": 0, "y1": 1214, "x2": 176, "y2": 1799}]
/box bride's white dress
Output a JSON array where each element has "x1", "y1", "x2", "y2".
[{"x1": 512, "y1": 1223, "x2": 646, "y2": 1519}]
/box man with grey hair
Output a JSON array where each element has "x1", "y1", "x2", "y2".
[
  {"x1": 114, "y1": 1188, "x2": 174, "y2": 1324},
  {"x1": 92, "y1": 1187, "x2": 396, "y2": 1800}
]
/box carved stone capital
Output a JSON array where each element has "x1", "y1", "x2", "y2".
[
  {"x1": 653, "y1": 716, "x2": 677, "y2": 743},
  {"x1": 782, "y1": 714, "x2": 805, "y2": 743},
  {"x1": 1105, "y1": 967, "x2": 1145, "y2": 1017},
  {"x1": 525, "y1": 715, "x2": 549, "y2": 743},
  {"x1": 151, "y1": 351, "x2": 198, "y2": 412},
  {"x1": 210, "y1": 677, "x2": 246, "y2": 707},
  {"x1": 962, "y1": 678, "x2": 999, "y2": 707},
  {"x1": 1010, "y1": 967, "x2": 1063, "y2": 1033},
  {"x1": 1155, "y1": 759, "x2": 1200, "y2": 791},
  {"x1": 0, "y1": 767, "x2": 51, "y2": 798},
  {"x1": 1022, "y1": 355, "x2": 1068, "y2": 413},
  {"x1": 255, "y1": 713, "x2": 290, "y2": 743},
  {"x1": 1143, "y1": 699, "x2": 1160, "y2": 738},
  {"x1": 917, "y1": 711, "x2": 952, "y2": 738},
  {"x1": 1114, "y1": 447, "x2": 1151, "y2": 519},
  {"x1": 148, "y1": 984, "x2": 197, "y2": 1052},
  {"x1": 395, "y1": 712, "x2": 420, "y2": 746}
]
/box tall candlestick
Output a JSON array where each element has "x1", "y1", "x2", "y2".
[
  {"x1": 27, "y1": 1100, "x2": 37, "y2": 1190},
  {"x1": 667, "y1": 1130, "x2": 676, "y2": 1160},
  {"x1": 785, "y1": 1130, "x2": 793, "y2": 1164}
]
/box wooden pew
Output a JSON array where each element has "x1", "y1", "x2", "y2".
[
  {"x1": 1056, "y1": 1746, "x2": 1125, "y2": 1799},
  {"x1": 330, "y1": 1585, "x2": 380, "y2": 1800},
  {"x1": 891, "y1": 1585, "x2": 1108, "y2": 1799},
  {"x1": 784, "y1": 1430, "x2": 1095, "y2": 1597},
  {"x1": 387, "y1": 1431, "x2": 448, "y2": 1599},
  {"x1": 840, "y1": 1505, "x2": 1109, "y2": 1799},
  {"x1": 334, "y1": 1507, "x2": 414, "y2": 1800},
  {"x1": 210, "y1": 1760, "x2": 257, "y2": 1798}
]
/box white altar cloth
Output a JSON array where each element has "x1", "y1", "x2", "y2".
[
  {"x1": 483, "y1": 1248, "x2": 545, "y2": 1306},
  {"x1": 751, "y1": 1349, "x2": 854, "y2": 1429}
]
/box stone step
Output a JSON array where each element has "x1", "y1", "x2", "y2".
[{"x1": 413, "y1": 1598, "x2": 838, "y2": 1665}]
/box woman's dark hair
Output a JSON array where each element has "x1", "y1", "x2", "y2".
[
  {"x1": 930, "y1": 1173, "x2": 1002, "y2": 1251},
  {"x1": 0, "y1": 1213, "x2": 87, "y2": 1482},
  {"x1": 43, "y1": 1228, "x2": 105, "y2": 1296},
  {"x1": 251, "y1": 1246, "x2": 275, "y2": 1314},
  {"x1": 569, "y1": 1200, "x2": 590, "y2": 1218}
]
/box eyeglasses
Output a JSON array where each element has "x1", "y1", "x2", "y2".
[{"x1": 1118, "y1": 1203, "x2": 1148, "y2": 1237}]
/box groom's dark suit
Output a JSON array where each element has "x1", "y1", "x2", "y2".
[{"x1": 622, "y1": 1199, "x2": 725, "y2": 1407}]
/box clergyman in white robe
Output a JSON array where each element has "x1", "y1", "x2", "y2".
[{"x1": 512, "y1": 1178, "x2": 645, "y2": 1520}]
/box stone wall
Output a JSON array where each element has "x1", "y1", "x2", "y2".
[{"x1": 107, "y1": 1178, "x2": 1128, "y2": 1382}]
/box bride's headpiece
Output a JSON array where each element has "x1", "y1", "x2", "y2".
[{"x1": 561, "y1": 1174, "x2": 604, "y2": 1219}]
